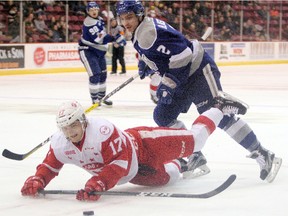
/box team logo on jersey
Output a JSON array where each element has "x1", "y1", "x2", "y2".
[
  {"x1": 100, "y1": 125, "x2": 110, "y2": 135},
  {"x1": 65, "y1": 150, "x2": 76, "y2": 155},
  {"x1": 83, "y1": 162, "x2": 103, "y2": 170}
]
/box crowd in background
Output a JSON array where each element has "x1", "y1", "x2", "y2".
[{"x1": 0, "y1": 0, "x2": 288, "y2": 43}]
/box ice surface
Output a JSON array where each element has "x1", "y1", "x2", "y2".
[{"x1": 0, "y1": 64, "x2": 288, "y2": 216}]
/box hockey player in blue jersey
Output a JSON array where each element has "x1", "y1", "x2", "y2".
[
  {"x1": 116, "y1": 0, "x2": 282, "y2": 182},
  {"x1": 78, "y1": 2, "x2": 126, "y2": 106}
]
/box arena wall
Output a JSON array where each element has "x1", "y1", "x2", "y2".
[{"x1": 0, "y1": 42, "x2": 288, "y2": 76}]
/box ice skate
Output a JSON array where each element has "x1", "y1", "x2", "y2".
[
  {"x1": 213, "y1": 91, "x2": 249, "y2": 115},
  {"x1": 119, "y1": 71, "x2": 126, "y2": 75},
  {"x1": 182, "y1": 151, "x2": 211, "y2": 179},
  {"x1": 110, "y1": 71, "x2": 117, "y2": 75},
  {"x1": 247, "y1": 146, "x2": 282, "y2": 183},
  {"x1": 92, "y1": 99, "x2": 113, "y2": 108}
]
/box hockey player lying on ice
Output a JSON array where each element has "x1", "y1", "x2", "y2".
[{"x1": 21, "y1": 96, "x2": 245, "y2": 201}]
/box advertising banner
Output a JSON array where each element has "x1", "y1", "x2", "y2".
[
  {"x1": 26, "y1": 43, "x2": 82, "y2": 69},
  {"x1": 0, "y1": 45, "x2": 25, "y2": 69},
  {"x1": 216, "y1": 42, "x2": 249, "y2": 61}
]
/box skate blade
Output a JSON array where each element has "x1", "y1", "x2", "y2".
[
  {"x1": 182, "y1": 164, "x2": 211, "y2": 179},
  {"x1": 266, "y1": 157, "x2": 282, "y2": 183},
  {"x1": 101, "y1": 104, "x2": 113, "y2": 108}
]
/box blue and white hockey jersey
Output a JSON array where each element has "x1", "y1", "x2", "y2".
[
  {"x1": 79, "y1": 16, "x2": 114, "y2": 57},
  {"x1": 132, "y1": 17, "x2": 206, "y2": 84}
]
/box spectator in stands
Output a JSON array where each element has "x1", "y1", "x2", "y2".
[
  {"x1": 31, "y1": 1, "x2": 47, "y2": 14},
  {"x1": 50, "y1": 23, "x2": 64, "y2": 42},
  {"x1": 215, "y1": 16, "x2": 226, "y2": 31},
  {"x1": 183, "y1": 17, "x2": 192, "y2": 30},
  {"x1": 146, "y1": 6, "x2": 155, "y2": 17},
  {"x1": 254, "y1": 24, "x2": 266, "y2": 41},
  {"x1": 0, "y1": 22, "x2": 12, "y2": 43},
  {"x1": 25, "y1": 35, "x2": 34, "y2": 43},
  {"x1": 165, "y1": 7, "x2": 176, "y2": 24},
  {"x1": 196, "y1": 15, "x2": 206, "y2": 36},
  {"x1": 183, "y1": 8, "x2": 193, "y2": 23},
  {"x1": 24, "y1": 13, "x2": 36, "y2": 38},
  {"x1": 225, "y1": 16, "x2": 237, "y2": 35},
  {"x1": 48, "y1": 15, "x2": 57, "y2": 29},
  {"x1": 191, "y1": 8, "x2": 200, "y2": 24},
  {"x1": 219, "y1": 26, "x2": 232, "y2": 41},
  {"x1": 110, "y1": 18, "x2": 126, "y2": 75},
  {"x1": 194, "y1": 1, "x2": 209, "y2": 17},
  {"x1": 283, "y1": 24, "x2": 288, "y2": 40},
  {"x1": 270, "y1": 6, "x2": 279, "y2": 20},
  {"x1": 69, "y1": 1, "x2": 87, "y2": 16},
  {"x1": 183, "y1": 22, "x2": 198, "y2": 40},
  {"x1": 256, "y1": 4, "x2": 268, "y2": 19},
  {"x1": 57, "y1": 17, "x2": 67, "y2": 41},
  {"x1": 243, "y1": 19, "x2": 256, "y2": 40},
  {"x1": 100, "y1": 4, "x2": 114, "y2": 22},
  {"x1": 7, "y1": 3, "x2": 18, "y2": 24},
  {"x1": 7, "y1": 3, "x2": 20, "y2": 42},
  {"x1": 34, "y1": 13, "x2": 48, "y2": 34}
]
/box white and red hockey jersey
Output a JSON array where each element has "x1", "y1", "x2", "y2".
[{"x1": 36, "y1": 117, "x2": 139, "y2": 190}]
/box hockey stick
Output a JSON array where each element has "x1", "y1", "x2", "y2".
[
  {"x1": 1, "y1": 104, "x2": 99, "y2": 161},
  {"x1": 2, "y1": 74, "x2": 140, "y2": 161},
  {"x1": 39, "y1": 174, "x2": 236, "y2": 199},
  {"x1": 85, "y1": 73, "x2": 139, "y2": 113},
  {"x1": 201, "y1": 27, "x2": 213, "y2": 41}
]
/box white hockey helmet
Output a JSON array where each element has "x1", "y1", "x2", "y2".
[{"x1": 56, "y1": 100, "x2": 86, "y2": 128}]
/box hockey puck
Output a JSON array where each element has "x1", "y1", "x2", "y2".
[{"x1": 83, "y1": 211, "x2": 94, "y2": 216}]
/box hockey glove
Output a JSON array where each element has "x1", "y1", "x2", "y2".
[
  {"x1": 114, "y1": 34, "x2": 126, "y2": 46},
  {"x1": 21, "y1": 176, "x2": 45, "y2": 197},
  {"x1": 76, "y1": 177, "x2": 106, "y2": 201},
  {"x1": 138, "y1": 60, "x2": 153, "y2": 79},
  {"x1": 156, "y1": 73, "x2": 180, "y2": 105}
]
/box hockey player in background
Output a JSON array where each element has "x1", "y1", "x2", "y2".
[
  {"x1": 78, "y1": 2, "x2": 126, "y2": 107},
  {"x1": 21, "y1": 98, "x2": 245, "y2": 201},
  {"x1": 116, "y1": 0, "x2": 281, "y2": 182}
]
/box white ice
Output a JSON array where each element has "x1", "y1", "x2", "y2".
[{"x1": 0, "y1": 64, "x2": 288, "y2": 216}]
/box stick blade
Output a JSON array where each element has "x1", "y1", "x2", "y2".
[
  {"x1": 2, "y1": 149, "x2": 25, "y2": 160},
  {"x1": 196, "y1": 174, "x2": 236, "y2": 198}
]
